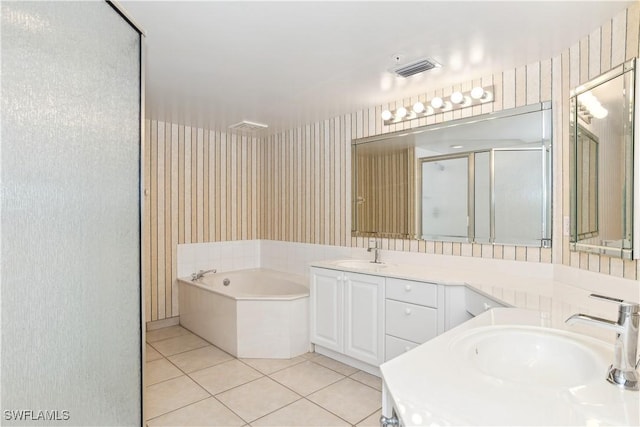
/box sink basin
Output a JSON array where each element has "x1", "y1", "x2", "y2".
[
  {"x1": 451, "y1": 326, "x2": 609, "y2": 388},
  {"x1": 333, "y1": 260, "x2": 387, "y2": 269}
]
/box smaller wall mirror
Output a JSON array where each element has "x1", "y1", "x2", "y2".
[{"x1": 569, "y1": 58, "x2": 639, "y2": 259}]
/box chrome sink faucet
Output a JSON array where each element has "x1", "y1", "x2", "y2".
[
  {"x1": 191, "y1": 268, "x2": 217, "y2": 281},
  {"x1": 566, "y1": 294, "x2": 639, "y2": 391},
  {"x1": 367, "y1": 238, "x2": 381, "y2": 264}
]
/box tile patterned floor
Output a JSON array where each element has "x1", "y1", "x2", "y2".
[{"x1": 145, "y1": 325, "x2": 382, "y2": 426}]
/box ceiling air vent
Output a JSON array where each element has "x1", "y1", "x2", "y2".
[
  {"x1": 228, "y1": 120, "x2": 268, "y2": 132},
  {"x1": 390, "y1": 58, "x2": 440, "y2": 78}
]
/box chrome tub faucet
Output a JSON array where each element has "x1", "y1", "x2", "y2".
[
  {"x1": 191, "y1": 269, "x2": 217, "y2": 281},
  {"x1": 566, "y1": 294, "x2": 639, "y2": 391}
]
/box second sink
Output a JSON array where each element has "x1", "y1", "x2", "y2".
[{"x1": 450, "y1": 325, "x2": 611, "y2": 388}]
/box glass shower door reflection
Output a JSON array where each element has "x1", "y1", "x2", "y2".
[{"x1": 421, "y1": 156, "x2": 469, "y2": 241}]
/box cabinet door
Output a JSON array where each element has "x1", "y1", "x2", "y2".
[
  {"x1": 344, "y1": 272, "x2": 385, "y2": 366},
  {"x1": 310, "y1": 268, "x2": 344, "y2": 352}
]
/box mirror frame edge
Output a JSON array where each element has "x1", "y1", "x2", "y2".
[{"x1": 569, "y1": 58, "x2": 639, "y2": 260}]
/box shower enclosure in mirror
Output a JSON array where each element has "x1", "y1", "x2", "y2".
[
  {"x1": 352, "y1": 103, "x2": 552, "y2": 247},
  {"x1": 569, "y1": 58, "x2": 639, "y2": 259}
]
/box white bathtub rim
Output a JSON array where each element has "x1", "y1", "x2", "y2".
[{"x1": 177, "y1": 268, "x2": 309, "y2": 301}]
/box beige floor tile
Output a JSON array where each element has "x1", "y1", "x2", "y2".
[
  {"x1": 310, "y1": 354, "x2": 359, "y2": 376},
  {"x1": 146, "y1": 325, "x2": 191, "y2": 343},
  {"x1": 147, "y1": 397, "x2": 244, "y2": 426},
  {"x1": 146, "y1": 344, "x2": 164, "y2": 362},
  {"x1": 169, "y1": 345, "x2": 233, "y2": 373},
  {"x1": 216, "y1": 377, "x2": 300, "y2": 423},
  {"x1": 240, "y1": 355, "x2": 306, "y2": 375},
  {"x1": 350, "y1": 371, "x2": 382, "y2": 391},
  {"x1": 307, "y1": 378, "x2": 381, "y2": 425},
  {"x1": 146, "y1": 359, "x2": 184, "y2": 386},
  {"x1": 269, "y1": 361, "x2": 344, "y2": 396},
  {"x1": 151, "y1": 333, "x2": 209, "y2": 357},
  {"x1": 145, "y1": 376, "x2": 209, "y2": 420},
  {"x1": 300, "y1": 352, "x2": 317, "y2": 360},
  {"x1": 190, "y1": 359, "x2": 263, "y2": 395},
  {"x1": 356, "y1": 409, "x2": 381, "y2": 427},
  {"x1": 252, "y1": 399, "x2": 349, "y2": 427}
]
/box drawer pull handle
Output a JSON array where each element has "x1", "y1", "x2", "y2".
[
  {"x1": 483, "y1": 302, "x2": 491, "y2": 311},
  {"x1": 405, "y1": 285, "x2": 412, "y2": 292},
  {"x1": 404, "y1": 346, "x2": 411, "y2": 352},
  {"x1": 404, "y1": 308, "x2": 412, "y2": 315}
]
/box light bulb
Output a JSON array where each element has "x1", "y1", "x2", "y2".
[
  {"x1": 396, "y1": 107, "x2": 407, "y2": 119},
  {"x1": 450, "y1": 91, "x2": 464, "y2": 105},
  {"x1": 591, "y1": 106, "x2": 608, "y2": 119},
  {"x1": 381, "y1": 110, "x2": 392, "y2": 121},
  {"x1": 413, "y1": 102, "x2": 425, "y2": 114},
  {"x1": 470, "y1": 86, "x2": 485, "y2": 100},
  {"x1": 430, "y1": 97, "x2": 444, "y2": 109}
]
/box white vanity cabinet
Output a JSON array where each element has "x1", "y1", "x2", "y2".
[
  {"x1": 384, "y1": 278, "x2": 444, "y2": 361},
  {"x1": 310, "y1": 267, "x2": 385, "y2": 367}
]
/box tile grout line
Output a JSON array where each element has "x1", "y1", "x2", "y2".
[
  {"x1": 263, "y1": 361, "x2": 345, "y2": 397},
  {"x1": 145, "y1": 395, "x2": 212, "y2": 424},
  {"x1": 301, "y1": 396, "x2": 355, "y2": 426},
  {"x1": 241, "y1": 396, "x2": 307, "y2": 426}
]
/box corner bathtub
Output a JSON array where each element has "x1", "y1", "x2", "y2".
[{"x1": 178, "y1": 268, "x2": 309, "y2": 359}]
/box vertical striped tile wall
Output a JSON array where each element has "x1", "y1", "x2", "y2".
[
  {"x1": 353, "y1": 147, "x2": 415, "y2": 236},
  {"x1": 260, "y1": 123, "x2": 350, "y2": 246},
  {"x1": 144, "y1": 4, "x2": 639, "y2": 322},
  {"x1": 143, "y1": 120, "x2": 261, "y2": 321}
]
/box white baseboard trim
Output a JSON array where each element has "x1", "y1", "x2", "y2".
[{"x1": 146, "y1": 316, "x2": 180, "y2": 331}]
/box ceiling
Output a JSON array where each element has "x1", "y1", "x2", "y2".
[{"x1": 120, "y1": 1, "x2": 633, "y2": 134}]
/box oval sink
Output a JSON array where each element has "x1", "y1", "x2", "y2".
[
  {"x1": 450, "y1": 326, "x2": 609, "y2": 388},
  {"x1": 334, "y1": 260, "x2": 387, "y2": 269}
]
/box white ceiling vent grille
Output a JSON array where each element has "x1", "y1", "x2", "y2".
[
  {"x1": 390, "y1": 58, "x2": 440, "y2": 78},
  {"x1": 228, "y1": 120, "x2": 269, "y2": 132}
]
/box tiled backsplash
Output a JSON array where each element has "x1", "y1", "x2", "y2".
[
  {"x1": 178, "y1": 240, "x2": 363, "y2": 279},
  {"x1": 177, "y1": 240, "x2": 261, "y2": 278}
]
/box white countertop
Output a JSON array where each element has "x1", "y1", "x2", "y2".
[
  {"x1": 310, "y1": 258, "x2": 638, "y2": 332},
  {"x1": 380, "y1": 308, "x2": 639, "y2": 426},
  {"x1": 310, "y1": 257, "x2": 640, "y2": 426}
]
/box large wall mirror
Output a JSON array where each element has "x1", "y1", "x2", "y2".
[
  {"x1": 352, "y1": 103, "x2": 552, "y2": 247},
  {"x1": 569, "y1": 58, "x2": 639, "y2": 259}
]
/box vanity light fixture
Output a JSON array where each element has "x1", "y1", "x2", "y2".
[
  {"x1": 470, "y1": 86, "x2": 488, "y2": 100},
  {"x1": 450, "y1": 91, "x2": 465, "y2": 105},
  {"x1": 577, "y1": 91, "x2": 608, "y2": 123},
  {"x1": 430, "y1": 97, "x2": 445, "y2": 109},
  {"x1": 381, "y1": 85, "x2": 494, "y2": 125},
  {"x1": 413, "y1": 102, "x2": 426, "y2": 114}
]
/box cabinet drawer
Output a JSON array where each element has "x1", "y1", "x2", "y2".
[
  {"x1": 465, "y1": 287, "x2": 506, "y2": 317},
  {"x1": 385, "y1": 300, "x2": 438, "y2": 343},
  {"x1": 386, "y1": 278, "x2": 438, "y2": 307},
  {"x1": 385, "y1": 334, "x2": 419, "y2": 361}
]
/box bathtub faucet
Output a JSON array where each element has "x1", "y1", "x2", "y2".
[
  {"x1": 191, "y1": 269, "x2": 217, "y2": 281},
  {"x1": 565, "y1": 294, "x2": 639, "y2": 391}
]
